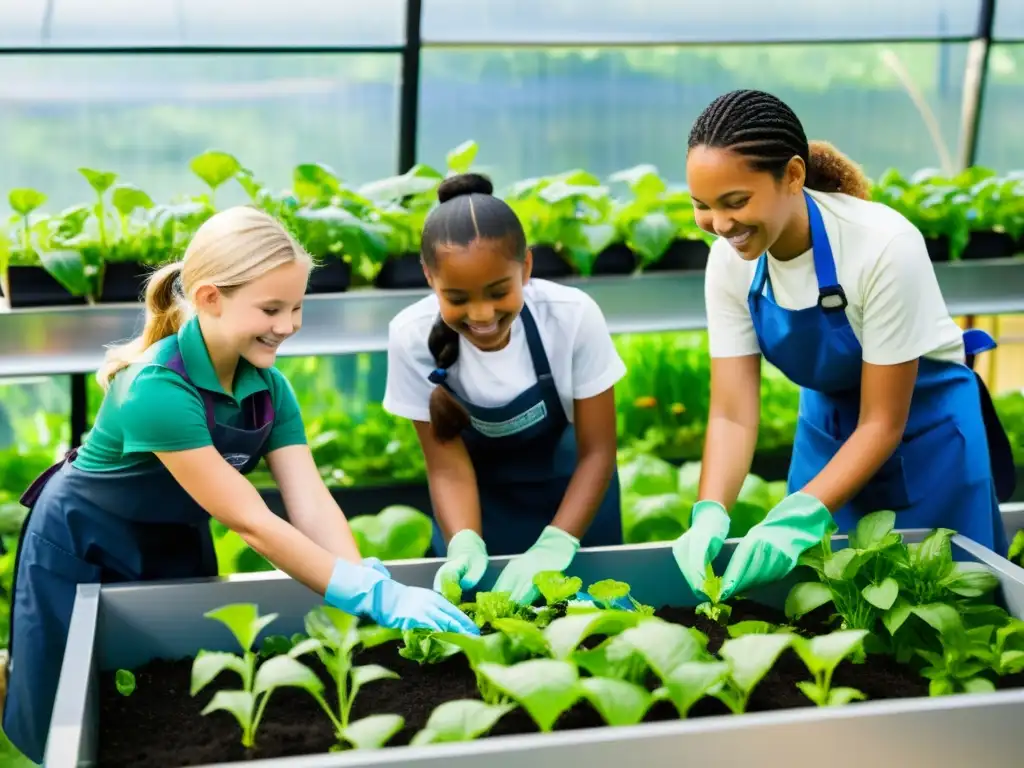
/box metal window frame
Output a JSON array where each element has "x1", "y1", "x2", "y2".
[{"x1": 0, "y1": 0, "x2": 1009, "y2": 446}]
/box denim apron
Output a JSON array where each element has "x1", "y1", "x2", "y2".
[
  {"x1": 748, "y1": 191, "x2": 1012, "y2": 555},
  {"x1": 427, "y1": 305, "x2": 623, "y2": 557},
  {"x1": 3, "y1": 345, "x2": 275, "y2": 764}
]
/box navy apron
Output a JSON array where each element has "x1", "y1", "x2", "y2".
[
  {"x1": 3, "y1": 346, "x2": 275, "y2": 764},
  {"x1": 748, "y1": 191, "x2": 1013, "y2": 556},
  {"x1": 427, "y1": 305, "x2": 623, "y2": 557}
]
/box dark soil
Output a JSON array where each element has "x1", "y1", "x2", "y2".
[{"x1": 95, "y1": 601, "x2": 1021, "y2": 767}]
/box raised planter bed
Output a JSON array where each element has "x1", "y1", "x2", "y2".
[{"x1": 47, "y1": 528, "x2": 1024, "y2": 768}]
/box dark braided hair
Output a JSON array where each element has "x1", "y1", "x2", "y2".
[
  {"x1": 422, "y1": 172, "x2": 528, "y2": 442},
  {"x1": 688, "y1": 89, "x2": 870, "y2": 200}
]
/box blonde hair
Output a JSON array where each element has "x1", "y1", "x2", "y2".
[{"x1": 97, "y1": 206, "x2": 312, "y2": 390}]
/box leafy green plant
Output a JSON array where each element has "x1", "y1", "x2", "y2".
[
  {"x1": 411, "y1": 699, "x2": 515, "y2": 745},
  {"x1": 115, "y1": 669, "x2": 136, "y2": 697},
  {"x1": 791, "y1": 630, "x2": 868, "y2": 706},
  {"x1": 713, "y1": 633, "x2": 795, "y2": 714},
  {"x1": 477, "y1": 659, "x2": 581, "y2": 732},
  {"x1": 695, "y1": 565, "x2": 732, "y2": 625}
]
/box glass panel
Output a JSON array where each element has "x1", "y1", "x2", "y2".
[
  {"x1": 1, "y1": 0, "x2": 405, "y2": 48},
  {"x1": 423, "y1": 0, "x2": 980, "y2": 43},
  {"x1": 419, "y1": 43, "x2": 968, "y2": 187},
  {"x1": 994, "y1": 0, "x2": 1024, "y2": 40},
  {"x1": 975, "y1": 43, "x2": 1024, "y2": 172},
  {"x1": 0, "y1": 53, "x2": 401, "y2": 213}
]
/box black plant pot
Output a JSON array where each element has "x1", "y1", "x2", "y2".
[
  {"x1": 6, "y1": 265, "x2": 87, "y2": 308},
  {"x1": 375, "y1": 253, "x2": 428, "y2": 289},
  {"x1": 529, "y1": 243, "x2": 576, "y2": 279},
  {"x1": 99, "y1": 261, "x2": 153, "y2": 303},
  {"x1": 306, "y1": 258, "x2": 352, "y2": 295},
  {"x1": 647, "y1": 238, "x2": 711, "y2": 272},
  {"x1": 593, "y1": 243, "x2": 637, "y2": 275},
  {"x1": 924, "y1": 236, "x2": 950, "y2": 263},
  {"x1": 962, "y1": 230, "x2": 1017, "y2": 261}
]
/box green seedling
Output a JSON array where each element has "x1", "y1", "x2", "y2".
[
  {"x1": 473, "y1": 591, "x2": 533, "y2": 630},
  {"x1": 910, "y1": 603, "x2": 998, "y2": 695},
  {"x1": 191, "y1": 603, "x2": 326, "y2": 749},
  {"x1": 410, "y1": 699, "x2": 515, "y2": 745},
  {"x1": 296, "y1": 606, "x2": 400, "y2": 743},
  {"x1": 544, "y1": 609, "x2": 645, "y2": 660},
  {"x1": 573, "y1": 634, "x2": 649, "y2": 686},
  {"x1": 533, "y1": 571, "x2": 583, "y2": 624},
  {"x1": 653, "y1": 660, "x2": 731, "y2": 718},
  {"x1": 399, "y1": 628, "x2": 461, "y2": 665},
  {"x1": 439, "y1": 573, "x2": 464, "y2": 607},
  {"x1": 477, "y1": 659, "x2": 581, "y2": 732},
  {"x1": 115, "y1": 669, "x2": 136, "y2": 697},
  {"x1": 726, "y1": 621, "x2": 791, "y2": 638},
  {"x1": 792, "y1": 630, "x2": 868, "y2": 706},
  {"x1": 259, "y1": 632, "x2": 308, "y2": 659},
  {"x1": 615, "y1": 617, "x2": 709, "y2": 682},
  {"x1": 578, "y1": 676, "x2": 654, "y2": 726},
  {"x1": 434, "y1": 632, "x2": 514, "y2": 704},
  {"x1": 492, "y1": 618, "x2": 551, "y2": 660},
  {"x1": 713, "y1": 633, "x2": 795, "y2": 714},
  {"x1": 586, "y1": 578, "x2": 655, "y2": 615},
  {"x1": 695, "y1": 565, "x2": 732, "y2": 625}
]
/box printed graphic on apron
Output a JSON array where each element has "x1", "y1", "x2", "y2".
[
  {"x1": 469, "y1": 401, "x2": 548, "y2": 438},
  {"x1": 222, "y1": 453, "x2": 251, "y2": 469}
]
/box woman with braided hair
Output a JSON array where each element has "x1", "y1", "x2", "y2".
[
  {"x1": 383, "y1": 173, "x2": 626, "y2": 606},
  {"x1": 672, "y1": 89, "x2": 1015, "y2": 602}
]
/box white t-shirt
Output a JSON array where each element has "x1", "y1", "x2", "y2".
[
  {"x1": 705, "y1": 188, "x2": 965, "y2": 366},
  {"x1": 383, "y1": 278, "x2": 627, "y2": 424}
]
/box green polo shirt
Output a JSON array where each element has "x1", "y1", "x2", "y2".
[{"x1": 74, "y1": 315, "x2": 307, "y2": 473}]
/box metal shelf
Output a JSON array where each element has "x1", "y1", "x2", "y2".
[{"x1": 1, "y1": 259, "x2": 1024, "y2": 378}]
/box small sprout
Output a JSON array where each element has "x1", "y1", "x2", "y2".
[
  {"x1": 474, "y1": 591, "x2": 531, "y2": 629},
  {"x1": 784, "y1": 581, "x2": 833, "y2": 621},
  {"x1": 534, "y1": 571, "x2": 583, "y2": 606},
  {"x1": 727, "y1": 621, "x2": 785, "y2": 638},
  {"x1": 792, "y1": 630, "x2": 869, "y2": 707},
  {"x1": 338, "y1": 714, "x2": 405, "y2": 750},
  {"x1": 586, "y1": 579, "x2": 630, "y2": 608},
  {"x1": 115, "y1": 669, "x2": 136, "y2": 697},
  {"x1": 434, "y1": 632, "x2": 513, "y2": 704},
  {"x1": 492, "y1": 618, "x2": 551, "y2": 660},
  {"x1": 695, "y1": 564, "x2": 732, "y2": 625},
  {"x1": 616, "y1": 618, "x2": 708, "y2": 682},
  {"x1": 410, "y1": 699, "x2": 515, "y2": 745},
  {"x1": 440, "y1": 575, "x2": 463, "y2": 607},
  {"x1": 573, "y1": 635, "x2": 649, "y2": 685},
  {"x1": 398, "y1": 629, "x2": 461, "y2": 665},
  {"x1": 477, "y1": 659, "x2": 581, "y2": 732},
  {"x1": 714, "y1": 633, "x2": 795, "y2": 714}
]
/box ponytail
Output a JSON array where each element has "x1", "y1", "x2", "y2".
[
  {"x1": 96, "y1": 262, "x2": 187, "y2": 390},
  {"x1": 805, "y1": 140, "x2": 871, "y2": 201},
  {"x1": 427, "y1": 314, "x2": 470, "y2": 442}
]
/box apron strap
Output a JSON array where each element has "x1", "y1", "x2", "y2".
[
  {"x1": 519, "y1": 304, "x2": 554, "y2": 382},
  {"x1": 165, "y1": 351, "x2": 217, "y2": 434},
  {"x1": 805, "y1": 190, "x2": 850, "y2": 329}
]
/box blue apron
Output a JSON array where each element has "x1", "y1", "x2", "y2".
[
  {"x1": 3, "y1": 346, "x2": 275, "y2": 764},
  {"x1": 427, "y1": 305, "x2": 623, "y2": 557},
  {"x1": 748, "y1": 191, "x2": 1013, "y2": 556}
]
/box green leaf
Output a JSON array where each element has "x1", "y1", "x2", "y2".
[
  {"x1": 718, "y1": 633, "x2": 795, "y2": 694},
  {"x1": 792, "y1": 630, "x2": 868, "y2": 678},
  {"x1": 115, "y1": 669, "x2": 136, "y2": 697},
  {"x1": 655, "y1": 660, "x2": 730, "y2": 717},
  {"x1": 544, "y1": 610, "x2": 642, "y2": 660},
  {"x1": 190, "y1": 650, "x2": 249, "y2": 696},
  {"x1": 862, "y1": 578, "x2": 899, "y2": 610},
  {"x1": 579, "y1": 677, "x2": 653, "y2": 726},
  {"x1": 883, "y1": 597, "x2": 913, "y2": 635},
  {"x1": 201, "y1": 689, "x2": 255, "y2": 731},
  {"x1": 410, "y1": 699, "x2": 514, "y2": 745},
  {"x1": 433, "y1": 631, "x2": 510, "y2": 668},
  {"x1": 617, "y1": 618, "x2": 706, "y2": 681},
  {"x1": 305, "y1": 605, "x2": 359, "y2": 653},
  {"x1": 629, "y1": 212, "x2": 676, "y2": 263},
  {"x1": 341, "y1": 714, "x2": 404, "y2": 749},
  {"x1": 351, "y1": 664, "x2": 399, "y2": 689},
  {"x1": 287, "y1": 637, "x2": 324, "y2": 658},
  {"x1": 824, "y1": 548, "x2": 870, "y2": 581},
  {"x1": 78, "y1": 168, "x2": 117, "y2": 195},
  {"x1": 37, "y1": 247, "x2": 90, "y2": 296},
  {"x1": 253, "y1": 655, "x2": 324, "y2": 696},
  {"x1": 727, "y1": 621, "x2": 778, "y2": 638},
  {"x1": 586, "y1": 579, "x2": 630, "y2": 606},
  {"x1": 190, "y1": 151, "x2": 242, "y2": 189},
  {"x1": 911, "y1": 603, "x2": 966, "y2": 644},
  {"x1": 939, "y1": 565, "x2": 999, "y2": 598},
  {"x1": 348, "y1": 505, "x2": 433, "y2": 560},
  {"x1": 292, "y1": 163, "x2": 342, "y2": 202},
  {"x1": 204, "y1": 603, "x2": 279, "y2": 652},
  {"x1": 111, "y1": 184, "x2": 155, "y2": 216},
  {"x1": 492, "y1": 618, "x2": 550, "y2": 657},
  {"x1": 784, "y1": 581, "x2": 833, "y2": 620},
  {"x1": 533, "y1": 571, "x2": 583, "y2": 606},
  {"x1": 446, "y1": 140, "x2": 479, "y2": 174},
  {"x1": 826, "y1": 687, "x2": 867, "y2": 706},
  {"x1": 8, "y1": 188, "x2": 46, "y2": 216},
  {"x1": 848, "y1": 510, "x2": 896, "y2": 550},
  {"x1": 477, "y1": 660, "x2": 581, "y2": 732}
]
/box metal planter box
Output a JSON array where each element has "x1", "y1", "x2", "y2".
[{"x1": 49, "y1": 531, "x2": 1024, "y2": 768}]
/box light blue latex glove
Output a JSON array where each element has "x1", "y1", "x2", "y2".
[
  {"x1": 720, "y1": 492, "x2": 833, "y2": 601},
  {"x1": 432, "y1": 529, "x2": 489, "y2": 594},
  {"x1": 492, "y1": 526, "x2": 580, "y2": 605},
  {"x1": 363, "y1": 557, "x2": 390, "y2": 577},
  {"x1": 326, "y1": 558, "x2": 479, "y2": 634},
  {"x1": 671, "y1": 500, "x2": 731, "y2": 600}
]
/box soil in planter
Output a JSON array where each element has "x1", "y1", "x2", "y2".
[{"x1": 97, "y1": 598, "x2": 1024, "y2": 767}]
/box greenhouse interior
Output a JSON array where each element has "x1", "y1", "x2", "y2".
[{"x1": 2, "y1": 1, "x2": 1024, "y2": 766}]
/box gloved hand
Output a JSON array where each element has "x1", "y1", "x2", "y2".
[
  {"x1": 326, "y1": 558, "x2": 479, "y2": 634},
  {"x1": 720, "y1": 492, "x2": 833, "y2": 601},
  {"x1": 363, "y1": 557, "x2": 391, "y2": 577},
  {"x1": 671, "y1": 500, "x2": 731, "y2": 601},
  {"x1": 432, "y1": 529, "x2": 489, "y2": 594},
  {"x1": 492, "y1": 525, "x2": 580, "y2": 605}
]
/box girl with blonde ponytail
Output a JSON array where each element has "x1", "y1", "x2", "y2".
[{"x1": 3, "y1": 207, "x2": 477, "y2": 764}]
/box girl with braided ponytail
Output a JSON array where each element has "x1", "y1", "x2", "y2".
[
  {"x1": 383, "y1": 173, "x2": 627, "y2": 606},
  {"x1": 672, "y1": 89, "x2": 1014, "y2": 603}
]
